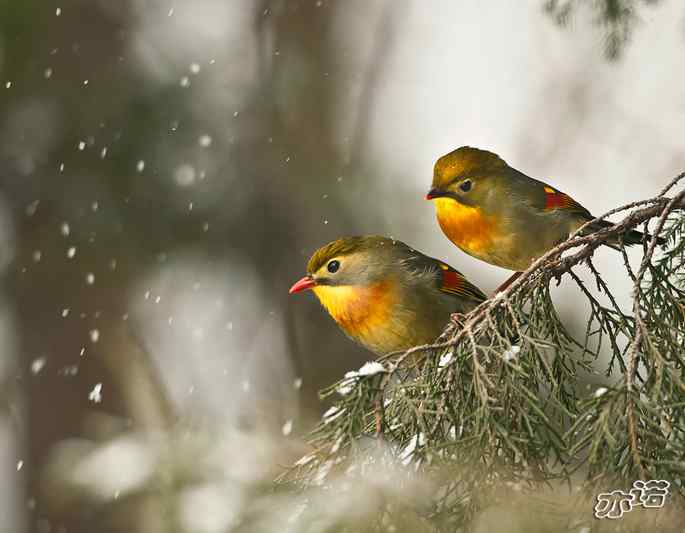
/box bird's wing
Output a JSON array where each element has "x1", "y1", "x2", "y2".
[
  {"x1": 540, "y1": 184, "x2": 592, "y2": 219},
  {"x1": 509, "y1": 168, "x2": 593, "y2": 220},
  {"x1": 437, "y1": 262, "x2": 488, "y2": 303},
  {"x1": 399, "y1": 249, "x2": 487, "y2": 304}
]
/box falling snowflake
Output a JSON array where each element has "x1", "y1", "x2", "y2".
[
  {"x1": 31, "y1": 357, "x2": 47, "y2": 375},
  {"x1": 282, "y1": 419, "x2": 293, "y2": 436},
  {"x1": 88, "y1": 383, "x2": 103, "y2": 403},
  {"x1": 174, "y1": 164, "x2": 196, "y2": 187}
]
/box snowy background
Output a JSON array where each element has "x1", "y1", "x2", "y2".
[{"x1": 1, "y1": 1, "x2": 684, "y2": 531}]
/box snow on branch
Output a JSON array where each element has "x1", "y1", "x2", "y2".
[{"x1": 278, "y1": 171, "x2": 685, "y2": 532}]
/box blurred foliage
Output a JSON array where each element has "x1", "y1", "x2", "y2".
[{"x1": 544, "y1": 0, "x2": 664, "y2": 60}]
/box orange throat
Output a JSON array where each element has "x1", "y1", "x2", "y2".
[
  {"x1": 434, "y1": 198, "x2": 495, "y2": 257},
  {"x1": 312, "y1": 281, "x2": 396, "y2": 339}
]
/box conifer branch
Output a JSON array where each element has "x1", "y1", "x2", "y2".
[{"x1": 278, "y1": 171, "x2": 685, "y2": 532}]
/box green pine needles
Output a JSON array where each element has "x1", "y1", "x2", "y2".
[
  {"x1": 278, "y1": 172, "x2": 685, "y2": 532},
  {"x1": 544, "y1": 0, "x2": 663, "y2": 60}
]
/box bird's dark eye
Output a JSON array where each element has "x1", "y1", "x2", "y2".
[
  {"x1": 459, "y1": 179, "x2": 472, "y2": 193},
  {"x1": 327, "y1": 260, "x2": 340, "y2": 273}
]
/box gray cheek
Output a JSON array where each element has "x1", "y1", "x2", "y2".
[
  {"x1": 350, "y1": 263, "x2": 374, "y2": 283},
  {"x1": 357, "y1": 271, "x2": 376, "y2": 285}
]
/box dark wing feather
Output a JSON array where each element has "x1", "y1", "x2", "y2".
[
  {"x1": 530, "y1": 178, "x2": 666, "y2": 247},
  {"x1": 507, "y1": 167, "x2": 592, "y2": 220},
  {"x1": 398, "y1": 247, "x2": 487, "y2": 304},
  {"x1": 540, "y1": 183, "x2": 592, "y2": 220},
  {"x1": 438, "y1": 263, "x2": 487, "y2": 303}
]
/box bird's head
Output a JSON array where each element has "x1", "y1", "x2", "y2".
[
  {"x1": 289, "y1": 237, "x2": 404, "y2": 350},
  {"x1": 289, "y1": 236, "x2": 395, "y2": 295},
  {"x1": 425, "y1": 146, "x2": 505, "y2": 207}
]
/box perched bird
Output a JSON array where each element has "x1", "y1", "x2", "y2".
[
  {"x1": 289, "y1": 236, "x2": 486, "y2": 356},
  {"x1": 426, "y1": 146, "x2": 664, "y2": 287}
]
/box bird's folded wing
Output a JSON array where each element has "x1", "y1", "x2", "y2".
[
  {"x1": 438, "y1": 263, "x2": 487, "y2": 303},
  {"x1": 540, "y1": 184, "x2": 592, "y2": 219}
]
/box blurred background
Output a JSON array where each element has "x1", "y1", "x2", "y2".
[{"x1": 1, "y1": 1, "x2": 684, "y2": 531}]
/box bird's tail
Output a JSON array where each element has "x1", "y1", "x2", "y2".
[{"x1": 584, "y1": 219, "x2": 666, "y2": 247}]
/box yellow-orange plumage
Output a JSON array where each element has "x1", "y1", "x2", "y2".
[
  {"x1": 427, "y1": 146, "x2": 661, "y2": 274},
  {"x1": 313, "y1": 281, "x2": 397, "y2": 346},
  {"x1": 434, "y1": 198, "x2": 497, "y2": 259},
  {"x1": 290, "y1": 235, "x2": 486, "y2": 357}
]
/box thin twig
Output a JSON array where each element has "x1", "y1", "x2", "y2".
[{"x1": 623, "y1": 190, "x2": 685, "y2": 478}]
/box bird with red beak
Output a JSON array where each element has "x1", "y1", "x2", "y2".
[
  {"x1": 289, "y1": 235, "x2": 486, "y2": 357},
  {"x1": 426, "y1": 146, "x2": 665, "y2": 291}
]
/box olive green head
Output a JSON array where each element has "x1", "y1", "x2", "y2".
[
  {"x1": 305, "y1": 235, "x2": 405, "y2": 287},
  {"x1": 427, "y1": 146, "x2": 507, "y2": 207}
]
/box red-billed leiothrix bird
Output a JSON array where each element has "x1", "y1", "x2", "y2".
[
  {"x1": 426, "y1": 146, "x2": 664, "y2": 289},
  {"x1": 289, "y1": 236, "x2": 486, "y2": 356}
]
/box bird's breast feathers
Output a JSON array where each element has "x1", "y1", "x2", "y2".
[
  {"x1": 312, "y1": 281, "x2": 398, "y2": 342},
  {"x1": 434, "y1": 198, "x2": 498, "y2": 258}
]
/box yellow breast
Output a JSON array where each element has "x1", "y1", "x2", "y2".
[
  {"x1": 312, "y1": 281, "x2": 398, "y2": 350},
  {"x1": 434, "y1": 198, "x2": 496, "y2": 259}
]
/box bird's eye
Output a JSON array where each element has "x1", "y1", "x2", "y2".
[
  {"x1": 327, "y1": 260, "x2": 340, "y2": 273},
  {"x1": 459, "y1": 179, "x2": 472, "y2": 193}
]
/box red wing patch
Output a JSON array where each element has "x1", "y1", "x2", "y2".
[
  {"x1": 442, "y1": 269, "x2": 463, "y2": 292},
  {"x1": 439, "y1": 263, "x2": 486, "y2": 302},
  {"x1": 543, "y1": 186, "x2": 588, "y2": 215}
]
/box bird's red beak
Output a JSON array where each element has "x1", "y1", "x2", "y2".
[
  {"x1": 425, "y1": 188, "x2": 441, "y2": 200},
  {"x1": 289, "y1": 275, "x2": 316, "y2": 294}
]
